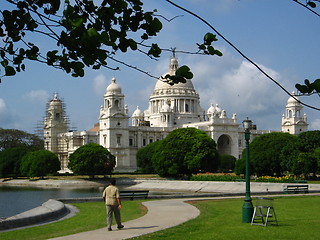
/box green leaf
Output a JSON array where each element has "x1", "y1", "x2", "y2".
[
  {"x1": 214, "y1": 50, "x2": 223, "y2": 56},
  {"x1": 5, "y1": 66, "x2": 16, "y2": 76},
  {"x1": 304, "y1": 79, "x2": 311, "y2": 86},
  {"x1": 204, "y1": 32, "x2": 217, "y2": 44},
  {"x1": 175, "y1": 65, "x2": 193, "y2": 80},
  {"x1": 295, "y1": 84, "x2": 309, "y2": 94},
  {"x1": 87, "y1": 27, "x2": 99, "y2": 38},
  {"x1": 312, "y1": 79, "x2": 320, "y2": 93},
  {"x1": 307, "y1": 1, "x2": 317, "y2": 8}
]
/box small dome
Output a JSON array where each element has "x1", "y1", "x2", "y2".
[
  {"x1": 49, "y1": 93, "x2": 62, "y2": 106},
  {"x1": 106, "y1": 77, "x2": 122, "y2": 95},
  {"x1": 287, "y1": 91, "x2": 300, "y2": 105},
  {"x1": 132, "y1": 106, "x2": 143, "y2": 117}
]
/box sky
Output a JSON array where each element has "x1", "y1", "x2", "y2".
[{"x1": 0, "y1": 0, "x2": 320, "y2": 134}]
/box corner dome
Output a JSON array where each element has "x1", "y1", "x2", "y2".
[
  {"x1": 132, "y1": 106, "x2": 143, "y2": 117},
  {"x1": 106, "y1": 77, "x2": 122, "y2": 95},
  {"x1": 49, "y1": 93, "x2": 62, "y2": 106},
  {"x1": 287, "y1": 91, "x2": 300, "y2": 105}
]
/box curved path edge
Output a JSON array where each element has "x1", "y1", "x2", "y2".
[{"x1": 50, "y1": 199, "x2": 200, "y2": 240}]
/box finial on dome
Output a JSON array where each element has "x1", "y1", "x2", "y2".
[
  {"x1": 169, "y1": 48, "x2": 178, "y2": 73},
  {"x1": 172, "y1": 47, "x2": 176, "y2": 58},
  {"x1": 112, "y1": 77, "x2": 116, "y2": 83}
]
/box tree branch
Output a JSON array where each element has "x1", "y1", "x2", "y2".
[{"x1": 293, "y1": 0, "x2": 320, "y2": 17}]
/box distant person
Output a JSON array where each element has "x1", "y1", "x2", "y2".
[{"x1": 102, "y1": 179, "x2": 124, "y2": 231}]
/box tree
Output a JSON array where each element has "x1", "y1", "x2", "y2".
[
  {"x1": 218, "y1": 154, "x2": 236, "y2": 173},
  {"x1": 0, "y1": 146, "x2": 30, "y2": 177},
  {"x1": 0, "y1": 128, "x2": 44, "y2": 151},
  {"x1": 20, "y1": 149, "x2": 60, "y2": 178},
  {"x1": 136, "y1": 140, "x2": 161, "y2": 173},
  {"x1": 234, "y1": 158, "x2": 245, "y2": 175},
  {"x1": 247, "y1": 132, "x2": 297, "y2": 176},
  {"x1": 0, "y1": 0, "x2": 221, "y2": 84},
  {"x1": 68, "y1": 143, "x2": 115, "y2": 177},
  {"x1": 296, "y1": 130, "x2": 320, "y2": 153},
  {"x1": 152, "y1": 128, "x2": 219, "y2": 178},
  {"x1": 281, "y1": 131, "x2": 320, "y2": 176},
  {"x1": 291, "y1": 152, "x2": 318, "y2": 177}
]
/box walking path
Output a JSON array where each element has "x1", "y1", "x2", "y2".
[
  {"x1": 3, "y1": 179, "x2": 320, "y2": 239},
  {"x1": 50, "y1": 198, "x2": 200, "y2": 240}
]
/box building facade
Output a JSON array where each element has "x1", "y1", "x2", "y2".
[{"x1": 44, "y1": 56, "x2": 308, "y2": 172}]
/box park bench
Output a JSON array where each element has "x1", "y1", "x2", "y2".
[
  {"x1": 120, "y1": 190, "x2": 149, "y2": 200},
  {"x1": 283, "y1": 185, "x2": 309, "y2": 194},
  {"x1": 234, "y1": 179, "x2": 245, "y2": 182}
]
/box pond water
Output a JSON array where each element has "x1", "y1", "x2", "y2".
[
  {"x1": 0, "y1": 185, "x2": 178, "y2": 218},
  {"x1": 0, "y1": 185, "x2": 107, "y2": 218}
]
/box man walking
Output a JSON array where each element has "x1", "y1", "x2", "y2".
[{"x1": 102, "y1": 179, "x2": 124, "y2": 231}]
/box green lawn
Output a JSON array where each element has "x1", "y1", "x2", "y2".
[
  {"x1": 132, "y1": 195, "x2": 320, "y2": 240},
  {"x1": 0, "y1": 200, "x2": 146, "y2": 240},
  {"x1": 2, "y1": 196, "x2": 320, "y2": 240}
]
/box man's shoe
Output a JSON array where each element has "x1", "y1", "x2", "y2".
[
  {"x1": 107, "y1": 228, "x2": 112, "y2": 231},
  {"x1": 117, "y1": 225, "x2": 124, "y2": 229}
]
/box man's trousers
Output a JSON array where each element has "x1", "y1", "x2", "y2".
[{"x1": 106, "y1": 205, "x2": 121, "y2": 228}]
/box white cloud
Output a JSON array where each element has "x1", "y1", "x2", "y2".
[
  {"x1": 310, "y1": 118, "x2": 320, "y2": 130},
  {"x1": 0, "y1": 98, "x2": 7, "y2": 113},
  {"x1": 92, "y1": 74, "x2": 108, "y2": 96},
  {"x1": 0, "y1": 98, "x2": 18, "y2": 129},
  {"x1": 23, "y1": 90, "x2": 49, "y2": 103}
]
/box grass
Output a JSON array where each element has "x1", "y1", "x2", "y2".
[
  {"x1": 2, "y1": 189, "x2": 320, "y2": 240},
  {"x1": 0, "y1": 200, "x2": 147, "y2": 240},
  {"x1": 132, "y1": 195, "x2": 320, "y2": 240}
]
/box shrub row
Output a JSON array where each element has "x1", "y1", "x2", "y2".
[{"x1": 191, "y1": 173, "x2": 242, "y2": 182}]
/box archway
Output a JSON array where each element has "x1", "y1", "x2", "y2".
[{"x1": 217, "y1": 134, "x2": 232, "y2": 155}]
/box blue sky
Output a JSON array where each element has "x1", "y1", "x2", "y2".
[{"x1": 0, "y1": 0, "x2": 319, "y2": 134}]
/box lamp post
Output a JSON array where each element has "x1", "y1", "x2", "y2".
[{"x1": 242, "y1": 118, "x2": 254, "y2": 223}]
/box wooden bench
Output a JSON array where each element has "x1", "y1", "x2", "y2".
[
  {"x1": 283, "y1": 185, "x2": 309, "y2": 194},
  {"x1": 120, "y1": 190, "x2": 149, "y2": 200}
]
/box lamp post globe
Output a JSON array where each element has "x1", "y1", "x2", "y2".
[{"x1": 242, "y1": 118, "x2": 254, "y2": 223}]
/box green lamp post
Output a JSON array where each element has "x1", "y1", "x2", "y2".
[{"x1": 242, "y1": 118, "x2": 254, "y2": 223}]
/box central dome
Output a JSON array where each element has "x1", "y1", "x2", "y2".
[{"x1": 153, "y1": 56, "x2": 195, "y2": 91}]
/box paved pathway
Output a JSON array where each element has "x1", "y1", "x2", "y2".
[{"x1": 50, "y1": 199, "x2": 200, "y2": 240}]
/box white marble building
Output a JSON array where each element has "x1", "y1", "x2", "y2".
[{"x1": 44, "y1": 56, "x2": 308, "y2": 172}]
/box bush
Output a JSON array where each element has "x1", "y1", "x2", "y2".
[
  {"x1": 136, "y1": 140, "x2": 161, "y2": 173},
  {"x1": 218, "y1": 154, "x2": 236, "y2": 172},
  {"x1": 152, "y1": 128, "x2": 219, "y2": 178},
  {"x1": 20, "y1": 150, "x2": 60, "y2": 178},
  {"x1": 191, "y1": 173, "x2": 242, "y2": 181},
  {"x1": 0, "y1": 146, "x2": 30, "y2": 178},
  {"x1": 68, "y1": 143, "x2": 115, "y2": 177}
]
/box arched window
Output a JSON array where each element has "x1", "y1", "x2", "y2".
[
  {"x1": 115, "y1": 100, "x2": 119, "y2": 109},
  {"x1": 185, "y1": 103, "x2": 189, "y2": 112}
]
